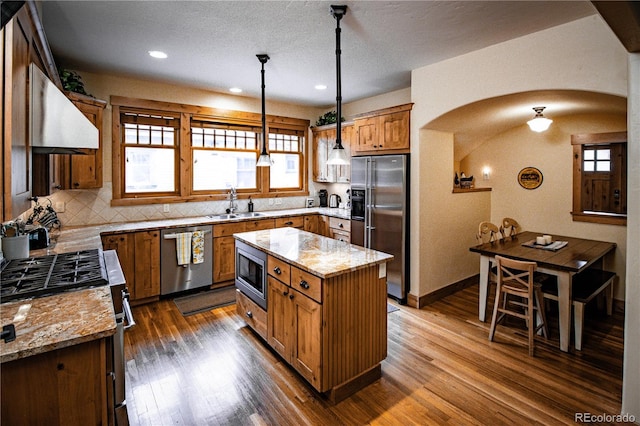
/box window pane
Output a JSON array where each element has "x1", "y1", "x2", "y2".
[
  {"x1": 270, "y1": 153, "x2": 300, "y2": 189},
  {"x1": 125, "y1": 147, "x2": 175, "y2": 193},
  {"x1": 596, "y1": 161, "x2": 610, "y2": 172},
  {"x1": 584, "y1": 150, "x2": 595, "y2": 160},
  {"x1": 193, "y1": 150, "x2": 257, "y2": 190},
  {"x1": 597, "y1": 149, "x2": 610, "y2": 160},
  {"x1": 583, "y1": 161, "x2": 594, "y2": 172}
]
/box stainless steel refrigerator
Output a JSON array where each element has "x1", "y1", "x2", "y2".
[{"x1": 350, "y1": 155, "x2": 409, "y2": 302}]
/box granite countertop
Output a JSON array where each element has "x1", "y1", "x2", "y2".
[
  {"x1": 35, "y1": 207, "x2": 351, "y2": 255},
  {"x1": 0, "y1": 286, "x2": 116, "y2": 363},
  {"x1": 234, "y1": 227, "x2": 394, "y2": 279}
]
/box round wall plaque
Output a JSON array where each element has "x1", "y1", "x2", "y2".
[{"x1": 518, "y1": 167, "x2": 543, "y2": 190}]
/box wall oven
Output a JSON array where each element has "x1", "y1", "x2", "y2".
[{"x1": 235, "y1": 240, "x2": 267, "y2": 310}]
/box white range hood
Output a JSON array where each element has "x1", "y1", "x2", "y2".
[{"x1": 30, "y1": 63, "x2": 98, "y2": 154}]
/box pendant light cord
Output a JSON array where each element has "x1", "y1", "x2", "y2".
[
  {"x1": 332, "y1": 5, "x2": 347, "y2": 150},
  {"x1": 257, "y1": 54, "x2": 270, "y2": 158}
]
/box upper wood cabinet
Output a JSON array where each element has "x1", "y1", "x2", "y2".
[
  {"x1": 60, "y1": 93, "x2": 107, "y2": 189},
  {"x1": 311, "y1": 122, "x2": 353, "y2": 183},
  {"x1": 2, "y1": 2, "x2": 61, "y2": 220},
  {"x1": 353, "y1": 103, "x2": 413, "y2": 155}
]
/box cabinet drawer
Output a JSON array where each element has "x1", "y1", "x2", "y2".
[
  {"x1": 331, "y1": 229, "x2": 350, "y2": 243},
  {"x1": 291, "y1": 266, "x2": 322, "y2": 303},
  {"x1": 275, "y1": 216, "x2": 304, "y2": 229},
  {"x1": 236, "y1": 289, "x2": 267, "y2": 340},
  {"x1": 213, "y1": 222, "x2": 246, "y2": 237},
  {"x1": 329, "y1": 217, "x2": 351, "y2": 232},
  {"x1": 246, "y1": 218, "x2": 275, "y2": 232},
  {"x1": 268, "y1": 255, "x2": 291, "y2": 285}
]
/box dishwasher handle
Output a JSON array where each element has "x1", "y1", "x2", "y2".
[{"x1": 122, "y1": 290, "x2": 136, "y2": 329}]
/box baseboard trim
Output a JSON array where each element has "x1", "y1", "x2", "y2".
[{"x1": 415, "y1": 274, "x2": 480, "y2": 309}]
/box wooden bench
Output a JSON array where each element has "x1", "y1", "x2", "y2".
[{"x1": 542, "y1": 269, "x2": 616, "y2": 350}]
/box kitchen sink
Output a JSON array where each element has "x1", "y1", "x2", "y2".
[
  {"x1": 208, "y1": 214, "x2": 238, "y2": 219},
  {"x1": 236, "y1": 212, "x2": 265, "y2": 218}
]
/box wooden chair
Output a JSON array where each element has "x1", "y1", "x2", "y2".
[
  {"x1": 476, "y1": 221, "x2": 501, "y2": 244},
  {"x1": 542, "y1": 269, "x2": 616, "y2": 350},
  {"x1": 489, "y1": 255, "x2": 548, "y2": 356},
  {"x1": 500, "y1": 217, "x2": 521, "y2": 237}
]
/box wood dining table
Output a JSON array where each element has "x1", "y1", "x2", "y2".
[{"x1": 469, "y1": 231, "x2": 616, "y2": 352}]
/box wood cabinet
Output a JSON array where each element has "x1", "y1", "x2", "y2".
[
  {"x1": 59, "y1": 93, "x2": 107, "y2": 189},
  {"x1": 353, "y1": 103, "x2": 412, "y2": 155},
  {"x1": 213, "y1": 219, "x2": 275, "y2": 283},
  {"x1": 2, "y1": 4, "x2": 58, "y2": 220},
  {"x1": 1, "y1": 337, "x2": 111, "y2": 425},
  {"x1": 311, "y1": 122, "x2": 353, "y2": 183},
  {"x1": 101, "y1": 230, "x2": 160, "y2": 303},
  {"x1": 267, "y1": 258, "x2": 322, "y2": 389},
  {"x1": 236, "y1": 289, "x2": 267, "y2": 340},
  {"x1": 328, "y1": 216, "x2": 351, "y2": 243}
]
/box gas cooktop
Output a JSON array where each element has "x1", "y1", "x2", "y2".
[{"x1": 0, "y1": 249, "x2": 109, "y2": 303}]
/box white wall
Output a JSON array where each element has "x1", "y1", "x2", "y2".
[
  {"x1": 622, "y1": 52, "x2": 640, "y2": 420},
  {"x1": 410, "y1": 15, "x2": 628, "y2": 300}
]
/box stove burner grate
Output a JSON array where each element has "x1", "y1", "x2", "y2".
[{"x1": 0, "y1": 249, "x2": 108, "y2": 303}]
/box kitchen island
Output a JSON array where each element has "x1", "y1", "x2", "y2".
[{"x1": 234, "y1": 227, "x2": 393, "y2": 403}]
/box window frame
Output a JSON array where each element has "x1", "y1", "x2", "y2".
[
  {"x1": 110, "y1": 97, "x2": 309, "y2": 206},
  {"x1": 571, "y1": 131, "x2": 627, "y2": 226}
]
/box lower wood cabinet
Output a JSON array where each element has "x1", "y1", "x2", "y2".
[
  {"x1": 328, "y1": 217, "x2": 351, "y2": 243},
  {"x1": 101, "y1": 230, "x2": 160, "y2": 304},
  {"x1": 236, "y1": 289, "x2": 267, "y2": 339},
  {"x1": 268, "y1": 276, "x2": 322, "y2": 389},
  {"x1": 1, "y1": 338, "x2": 111, "y2": 425}
]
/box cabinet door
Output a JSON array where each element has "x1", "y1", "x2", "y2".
[
  {"x1": 303, "y1": 215, "x2": 318, "y2": 234},
  {"x1": 353, "y1": 117, "x2": 377, "y2": 153},
  {"x1": 67, "y1": 95, "x2": 106, "y2": 189},
  {"x1": 290, "y1": 288, "x2": 322, "y2": 389},
  {"x1": 312, "y1": 128, "x2": 335, "y2": 182},
  {"x1": 380, "y1": 111, "x2": 409, "y2": 151},
  {"x1": 133, "y1": 230, "x2": 160, "y2": 300},
  {"x1": 267, "y1": 277, "x2": 293, "y2": 360},
  {"x1": 213, "y1": 236, "x2": 236, "y2": 283},
  {"x1": 101, "y1": 233, "x2": 135, "y2": 293}
]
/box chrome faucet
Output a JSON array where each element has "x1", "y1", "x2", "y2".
[{"x1": 228, "y1": 187, "x2": 237, "y2": 213}]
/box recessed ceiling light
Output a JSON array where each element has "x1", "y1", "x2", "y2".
[
  {"x1": 229, "y1": 87, "x2": 242, "y2": 93},
  {"x1": 315, "y1": 84, "x2": 327, "y2": 90},
  {"x1": 148, "y1": 50, "x2": 168, "y2": 59}
]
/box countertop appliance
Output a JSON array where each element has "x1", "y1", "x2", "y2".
[
  {"x1": 351, "y1": 155, "x2": 409, "y2": 302},
  {"x1": 318, "y1": 189, "x2": 328, "y2": 207},
  {"x1": 27, "y1": 227, "x2": 49, "y2": 250},
  {"x1": 160, "y1": 225, "x2": 213, "y2": 295},
  {"x1": 0, "y1": 248, "x2": 133, "y2": 423},
  {"x1": 329, "y1": 194, "x2": 341, "y2": 208}
]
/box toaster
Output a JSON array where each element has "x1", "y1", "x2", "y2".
[{"x1": 28, "y1": 227, "x2": 50, "y2": 250}]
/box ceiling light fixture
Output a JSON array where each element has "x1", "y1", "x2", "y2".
[
  {"x1": 256, "y1": 54, "x2": 272, "y2": 167},
  {"x1": 326, "y1": 5, "x2": 349, "y2": 166},
  {"x1": 527, "y1": 106, "x2": 553, "y2": 132},
  {"x1": 148, "y1": 50, "x2": 167, "y2": 59},
  {"x1": 229, "y1": 87, "x2": 242, "y2": 93},
  {"x1": 315, "y1": 84, "x2": 327, "y2": 90}
]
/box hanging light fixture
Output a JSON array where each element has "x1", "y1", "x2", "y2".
[
  {"x1": 527, "y1": 106, "x2": 553, "y2": 132},
  {"x1": 256, "y1": 54, "x2": 272, "y2": 167},
  {"x1": 326, "y1": 5, "x2": 349, "y2": 165}
]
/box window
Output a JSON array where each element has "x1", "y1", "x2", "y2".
[
  {"x1": 191, "y1": 122, "x2": 261, "y2": 191},
  {"x1": 110, "y1": 97, "x2": 309, "y2": 206},
  {"x1": 121, "y1": 111, "x2": 179, "y2": 196},
  {"x1": 268, "y1": 128, "x2": 304, "y2": 190},
  {"x1": 571, "y1": 132, "x2": 627, "y2": 225}
]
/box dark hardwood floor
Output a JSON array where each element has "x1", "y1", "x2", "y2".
[{"x1": 124, "y1": 284, "x2": 624, "y2": 425}]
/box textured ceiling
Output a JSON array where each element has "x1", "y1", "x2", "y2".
[{"x1": 41, "y1": 1, "x2": 598, "y2": 108}]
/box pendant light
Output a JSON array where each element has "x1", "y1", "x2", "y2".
[
  {"x1": 527, "y1": 106, "x2": 553, "y2": 132},
  {"x1": 326, "y1": 5, "x2": 349, "y2": 165},
  {"x1": 256, "y1": 54, "x2": 272, "y2": 167}
]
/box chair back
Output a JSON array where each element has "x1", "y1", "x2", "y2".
[
  {"x1": 495, "y1": 255, "x2": 536, "y2": 297},
  {"x1": 477, "y1": 221, "x2": 500, "y2": 244},
  {"x1": 500, "y1": 217, "x2": 521, "y2": 237}
]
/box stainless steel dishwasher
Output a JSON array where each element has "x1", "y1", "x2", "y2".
[{"x1": 160, "y1": 225, "x2": 213, "y2": 295}]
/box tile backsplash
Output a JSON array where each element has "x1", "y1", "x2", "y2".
[{"x1": 23, "y1": 183, "x2": 309, "y2": 227}]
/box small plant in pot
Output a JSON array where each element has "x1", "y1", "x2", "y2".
[
  {"x1": 315, "y1": 110, "x2": 345, "y2": 127},
  {"x1": 58, "y1": 67, "x2": 92, "y2": 96}
]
